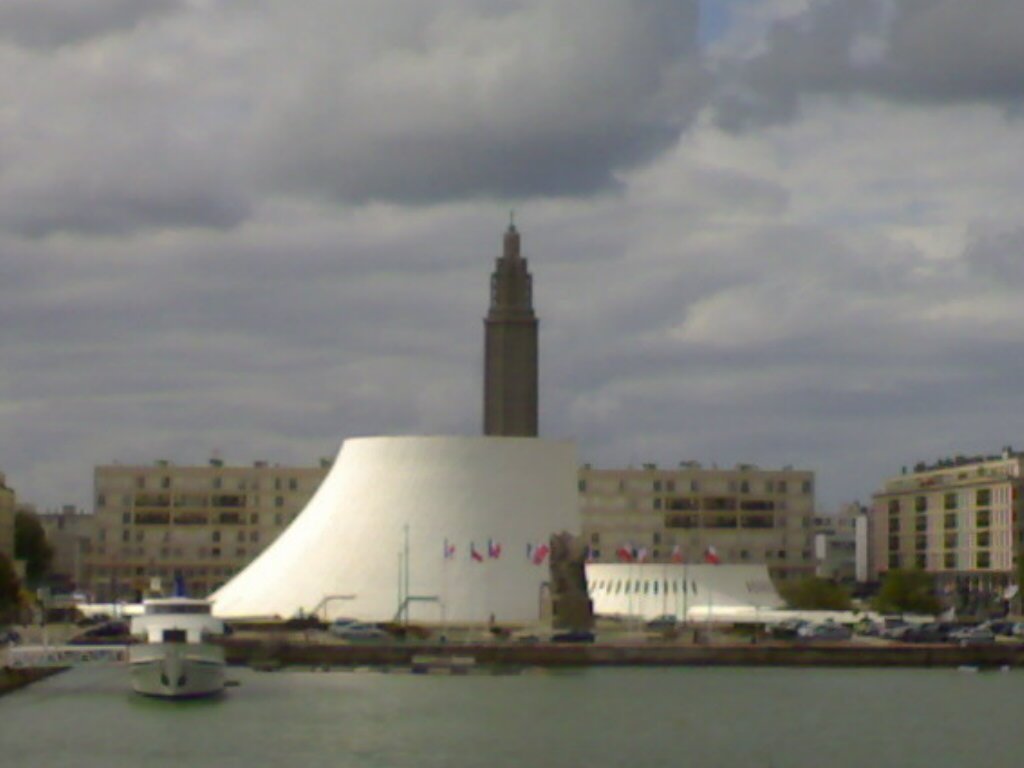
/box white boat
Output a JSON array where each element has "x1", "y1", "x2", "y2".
[{"x1": 128, "y1": 598, "x2": 226, "y2": 699}]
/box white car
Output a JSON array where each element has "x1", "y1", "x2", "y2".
[{"x1": 328, "y1": 620, "x2": 388, "y2": 641}]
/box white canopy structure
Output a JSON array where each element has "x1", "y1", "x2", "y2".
[
  {"x1": 585, "y1": 563, "x2": 785, "y2": 623},
  {"x1": 211, "y1": 436, "x2": 579, "y2": 624}
]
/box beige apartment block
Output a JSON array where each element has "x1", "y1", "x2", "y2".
[
  {"x1": 86, "y1": 459, "x2": 329, "y2": 601},
  {"x1": 0, "y1": 471, "x2": 15, "y2": 564},
  {"x1": 870, "y1": 451, "x2": 1024, "y2": 608},
  {"x1": 38, "y1": 506, "x2": 95, "y2": 593},
  {"x1": 579, "y1": 463, "x2": 816, "y2": 582}
]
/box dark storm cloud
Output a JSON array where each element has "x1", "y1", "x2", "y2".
[
  {"x1": 963, "y1": 225, "x2": 1024, "y2": 285},
  {"x1": 714, "y1": 0, "x2": 1024, "y2": 129},
  {"x1": 0, "y1": 0, "x2": 185, "y2": 48},
  {"x1": 251, "y1": 0, "x2": 706, "y2": 203}
]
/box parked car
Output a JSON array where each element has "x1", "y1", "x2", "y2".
[
  {"x1": 770, "y1": 620, "x2": 807, "y2": 639},
  {"x1": 949, "y1": 625, "x2": 996, "y2": 646},
  {"x1": 903, "y1": 623, "x2": 952, "y2": 643},
  {"x1": 328, "y1": 621, "x2": 388, "y2": 641},
  {"x1": 69, "y1": 620, "x2": 130, "y2": 644},
  {"x1": 645, "y1": 614, "x2": 678, "y2": 631},
  {"x1": 798, "y1": 622, "x2": 852, "y2": 641},
  {"x1": 0, "y1": 627, "x2": 21, "y2": 644},
  {"x1": 984, "y1": 620, "x2": 1016, "y2": 637},
  {"x1": 550, "y1": 630, "x2": 596, "y2": 643}
]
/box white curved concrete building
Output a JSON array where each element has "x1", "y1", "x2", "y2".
[
  {"x1": 211, "y1": 436, "x2": 578, "y2": 623},
  {"x1": 585, "y1": 563, "x2": 783, "y2": 622}
]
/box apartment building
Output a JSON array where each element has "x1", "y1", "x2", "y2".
[
  {"x1": 38, "y1": 506, "x2": 95, "y2": 593},
  {"x1": 579, "y1": 462, "x2": 816, "y2": 582},
  {"x1": 870, "y1": 450, "x2": 1023, "y2": 609},
  {"x1": 86, "y1": 458, "x2": 330, "y2": 601}
]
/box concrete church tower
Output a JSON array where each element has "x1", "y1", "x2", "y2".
[{"x1": 484, "y1": 220, "x2": 539, "y2": 437}]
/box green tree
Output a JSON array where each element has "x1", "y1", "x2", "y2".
[
  {"x1": 873, "y1": 569, "x2": 940, "y2": 615},
  {"x1": 779, "y1": 577, "x2": 852, "y2": 611},
  {"x1": 0, "y1": 553, "x2": 20, "y2": 621},
  {"x1": 14, "y1": 510, "x2": 53, "y2": 587}
]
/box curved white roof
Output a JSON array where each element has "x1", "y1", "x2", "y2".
[
  {"x1": 211, "y1": 436, "x2": 579, "y2": 623},
  {"x1": 585, "y1": 563, "x2": 784, "y2": 622}
]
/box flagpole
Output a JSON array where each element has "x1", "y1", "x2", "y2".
[{"x1": 403, "y1": 523, "x2": 410, "y2": 625}]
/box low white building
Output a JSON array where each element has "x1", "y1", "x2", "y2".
[
  {"x1": 585, "y1": 563, "x2": 783, "y2": 622},
  {"x1": 212, "y1": 436, "x2": 579, "y2": 624}
]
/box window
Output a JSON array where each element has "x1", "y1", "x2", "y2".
[
  {"x1": 778, "y1": 481, "x2": 788, "y2": 493},
  {"x1": 237, "y1": 530, "x2": 245, "y2": 542},
  {"x1": 161, "y1": 476, "x2": 170, "y2": 489},
  {"x1": 122, "y1": 530, "x2": 130, "y2": 542},
  {"x1": 666, "y1": 481, "x2": 675, "y2": 492},
  {"x1": 590, "y1": 533, "x2": 600, "y2": 544},
  {"x1": 944, "y1": 513, "x2": 957, "y2": 530},
  {"x1": 944, "y1": 553, "x2": 956, "y2": 569},
  {"x1": 653, "y1": 480, "x2": 662, "y2": 492},
  {"x1": 212, "y1": 531, "x2": 221, "y2": 543},
  {"x1": 578, "y1": 479, "x2": 587, "y2": 492},
  {"x1": 652, "y1": 532, "x2": 661, "y2": 545},
  {"x1": 97, "y1": 494, "x2": 106, "y2": 507},
  {"x1": 976, "y1": 510, "x2": 991, "y2": 528},
  {"x1": 914, "y1": 496, "x2": 927, "y2": 512},
  {"x1": 212, "y1": 547, "x2": 221, "y2": 558},
  {"x1": 653, "y1": 498, "x2": 662, "y2": 510},
  {"x1": 889, "y1": 536, "x2": 899, "y2": 551},
  {"x1": 976, "y1": 488, "x2": 991, "y2": 507},
  {"x1": 122, "y1": 512, "x2": 131, "y2": 524},
  {"x1": 944, "y1": 533, "x2": 957, "y2": 549},
  {"x1": 977, "y1": 552, "x2": 991, "y2": 569},
  {"x1": 888, "y1": 499, "x2": 900, "y2": 514},
  {"x1": 740, "y1": 481, "x2": 750, "y2": 494},
  {"x1": 976, "y1": 531, "x2": 990, "y2": 547},
  {"x1": 275, "y1": 496, "x2": 284, "y2": 507},
  {"x1": 890, "y1": 517, "x2": 901, "y2": 533},
  {"x1": 915, "y1": 554, "x2": 926, "y2": 569},
  {"x1": 915, "y1": 535, "x2": 926, "y2": 551},
  {"x1": 801, "y1": 481, "x2": 812, "y2": 494},
  {"x1": 289, "y1": 478, "x2": 298, "y2": 491},
  {"x1": 943, "y1": 493, "x2": 957, "y2": 510},
  {"x1": 915, "y1": 516, "x2": 927, "y2": 532},
  {"x1": 212, "y1": 477, "x2": 222, "y2": 490}
]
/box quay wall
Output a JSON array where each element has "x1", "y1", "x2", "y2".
[{"x1": 222, "y1": 638, "x2": 1024, "y2": 669}]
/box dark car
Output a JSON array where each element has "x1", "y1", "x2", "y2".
[
  {"x1": 903, "y1": 623, "x2": 951, "y2": 643},
  {"x1": 550, "y1": 630, "x2": 596, "y2": 643},
  {"x1": 69, "y1": 620, "x2": 130, "y2": 644},
  {"x1": 0, "y1": 627, "x2": 21, "y2": 644}
]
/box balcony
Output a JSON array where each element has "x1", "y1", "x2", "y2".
[{"x1": 134, "y1": 512, "x2": 170, "y2": 526}]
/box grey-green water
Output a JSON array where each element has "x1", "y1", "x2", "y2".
[{"x1": 2, "y1": 666, "x2": 1022, "y2": 768}]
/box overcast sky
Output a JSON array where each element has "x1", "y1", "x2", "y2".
[{"x1": 2, "y1": 0, "x2": 1024, "y2": 513}]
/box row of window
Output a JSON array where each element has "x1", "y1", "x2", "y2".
[
  {"x1": 581, "y1": 479, "x2": 813, "y2": 495},
  {"x1": 889, "y1": 532, "x2": 995, "y2": 550},
  {"x1": 117, "y1": 511, "x2": 293, "y2": 526},
  {"x1": 888, "y1": 552, "x2": 994, "y2": 570},
  {"x1": 588, "y1": 578, "x2": 700, "y2": 597},
  {"x1": 887, "y1": 487, "x2": 1005, "y2": 514},
  {"x1": 99, "y1": 493, "x2": 298, "y2": 509},
  {"x1": 890, "y1": 509, "x2": 997, "y2": 532}
]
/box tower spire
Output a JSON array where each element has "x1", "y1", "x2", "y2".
[{"x1": 483, "y1": 220, "x2": 538, "y2": 437}]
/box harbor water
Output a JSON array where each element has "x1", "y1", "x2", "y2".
[{"x1": 2, "y1": 665, "x2": 1022, "y2": 768}]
